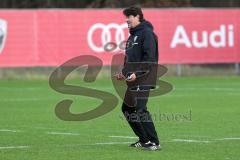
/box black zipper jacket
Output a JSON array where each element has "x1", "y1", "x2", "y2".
[{"x1": 122, "y1": 20, "x2": 159, "y2": 89}]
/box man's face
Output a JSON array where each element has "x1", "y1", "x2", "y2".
[{"x1": 125, "y1": 15, "x2": 140, "y2": 29}]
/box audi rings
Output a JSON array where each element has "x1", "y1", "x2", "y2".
[{"x1": 87, "y1": 23, "x2": 128, "y2": 52}]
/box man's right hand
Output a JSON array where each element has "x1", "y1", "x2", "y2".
[{"x1": 114, "y1": 72, "x2": 126, "y2": 81}]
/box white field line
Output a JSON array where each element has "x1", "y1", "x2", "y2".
[
  {"x1": 176, "y1": 88, "x2": 240, "y2": 91},
  {"x1": 172, "y1": 139, "x2": 210, "y2": 143},
  {"x1": 109, "y1": 136, "x2": 137, "y2": 139},
  {"x1": 62, "y1": 142, "x2": 132, "y2": 147},
  {"x1": 173, "y1": 134, "x2": 211, "y2": 138},
  {"x1": 0, "y1": 129, "x2": 21, "y2": 133},
  {"x1": 109, "y1": 135, "x2": 211, "y2": 143},
  {"x1": 95, "y1": 142, "x2": 132, "y2": 145},
  {"x1": 109, "y1": 135, "x2": 240, "y2": 143},
  {"x1": 46, "y1": 131, "x2": 80, "y2": 136},
  {"x1": 216, "y1": 137, "x2": 240, "y2": 140},
  {"x1": 0, "y1": 146, "x2": 29, "y2": 149}
]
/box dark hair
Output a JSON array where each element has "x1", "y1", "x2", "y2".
[{"x1": 123, "y1": 6, "x2": 144, "y2": 22}]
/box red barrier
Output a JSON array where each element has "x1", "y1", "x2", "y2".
[{"x1": 0, "y1": 9, "x2": 239, "y2": 67}]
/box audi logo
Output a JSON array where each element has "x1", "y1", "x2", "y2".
[
  {"x1": 87, "y1": 23, "x2": 128, "y2": 53},
  {"x1": 0, "y1": 19, "x2": 7, "y2": 54}
]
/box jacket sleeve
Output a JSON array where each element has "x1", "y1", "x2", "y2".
[
  {"x1": 135, "y1": 30, "x2": 158, "y2": 78},
  {"x1": 142, "y1": 30, "x2": 157, "y2": 62}
]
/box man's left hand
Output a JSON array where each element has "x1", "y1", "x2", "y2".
[{"x1": 126, "y1": 73, "x2": 137, "y2": 82}]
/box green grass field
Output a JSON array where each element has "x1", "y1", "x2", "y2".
[{"x1": 0, "y1": 76, "x2": 240, "y2": 160}]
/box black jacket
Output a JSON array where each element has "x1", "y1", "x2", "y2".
[{"x1": 122, "y1": 20, "x2": 159, "y2": 89}]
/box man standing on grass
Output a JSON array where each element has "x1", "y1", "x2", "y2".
[{"x1": 115, "y1": 6, "x2": 161, "y2": 151}]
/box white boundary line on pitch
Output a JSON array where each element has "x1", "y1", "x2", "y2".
[
  {"x1": 171, "y1": 139, "x2": 211, "y2": 143},
  {"x1": 46, "y1": 131, "x2": 80, "y2": 136},
  {"x1": 95, "y1": 142, "x2": 132, "y2": 145},
  {"x1": 0, "y1": 129, "x2": 21, "y2": 133},
  {"x1": 173, "y1": 134, "x2": 211, "y2": 138},
  {"x1": 216, "y1": 137, "x2": 240, "y2": 140},
  {"x1": 0, "y1": 146, "x2": 29, "y2": 150},
  {"x1": 176, "y1": 88, "x2": 240, "y2": 91},
  {"x1": 109, "y1": 135, "x2": 211, "y2": 143},
  {"x1": 109, "y1": 136, "x2": 211, "y2": 143},
  {"x1": 109, "y1": 136, "x2": 137, "y2": 139},
  {"x1": 62, "y1": 142, "x2": 133, "y2": 147}
]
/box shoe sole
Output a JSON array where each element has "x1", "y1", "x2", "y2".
[{"x1": 142, "y1": 146, "x2": 161, "y2": 151}]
